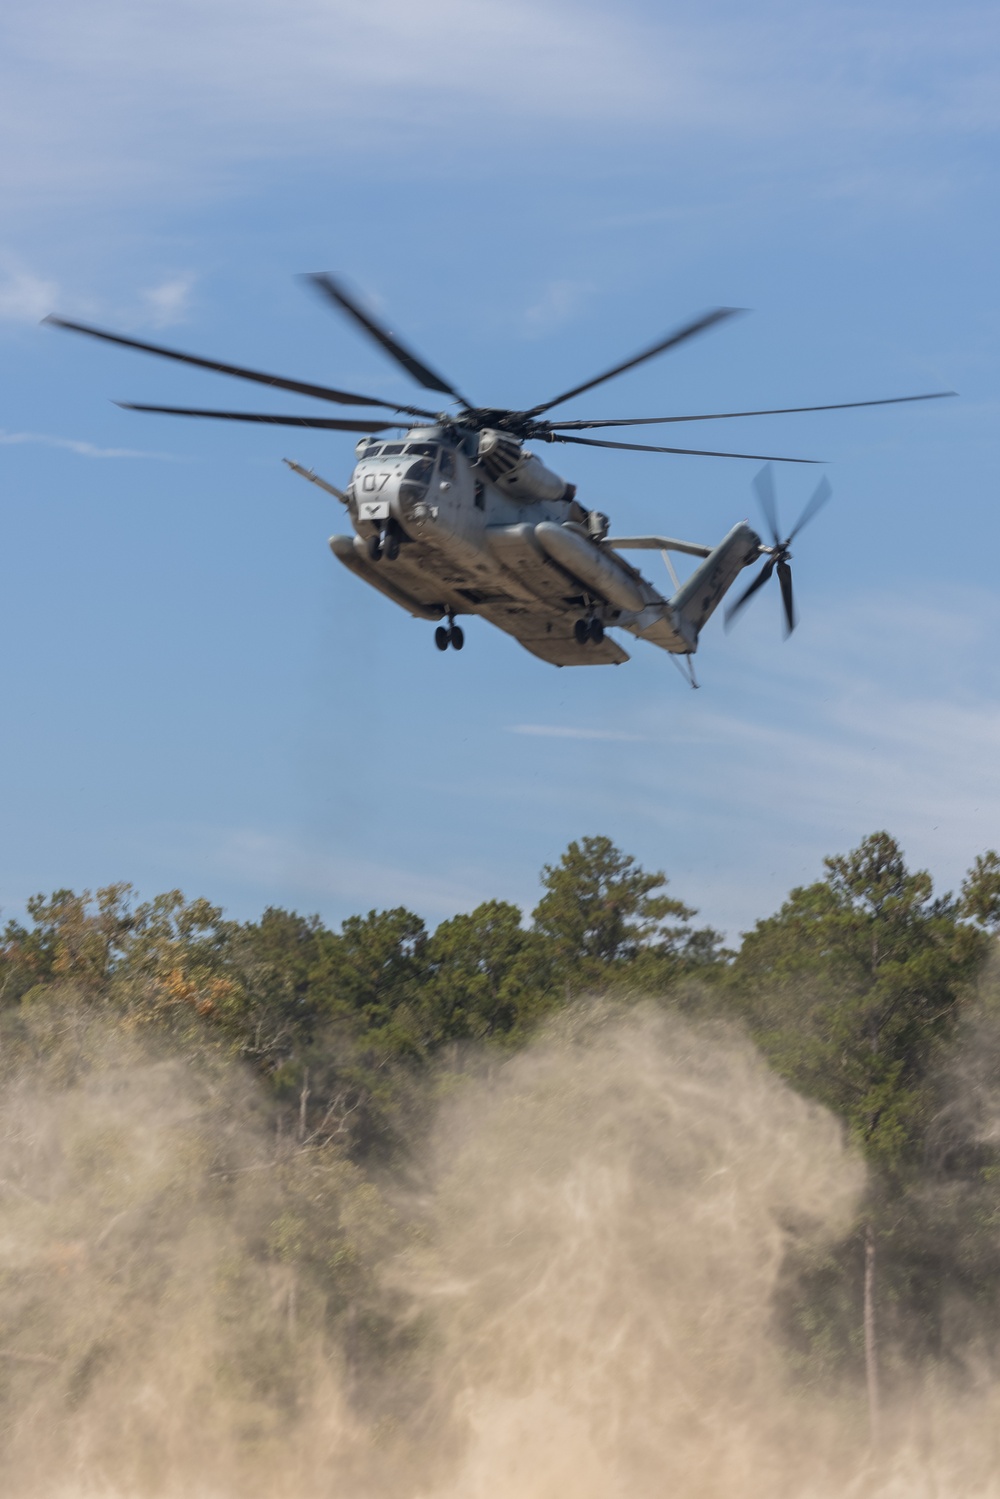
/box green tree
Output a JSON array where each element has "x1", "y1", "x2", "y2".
[
  {"x1": 732, "y1": 832, "x2": 989, "y2": 1423},
  {"x1": 732, "y1": 831, "x2": 983, "y2": 1168},
  {"x1": 223, "y1": 906, "x2": 328, "y2": 1068},
  {"x1": 961, "y1": 850, "x2": 1000, "y2": 931},
  {"x1": 532, "y1": 835, "x2": 713, "y2": 987},
  {"x1": 422, "y1": 899, "x2": 556, "y2": 1042},
  {"x1": 2, "y1": 884, "x2": 136, "y2": 1001},
  {"x1": 317, "y1": 907, "x2": 428, "y2": 1039},
  {"x1": 0, "y1": 884, "x2": 236, "y2": 1022}
]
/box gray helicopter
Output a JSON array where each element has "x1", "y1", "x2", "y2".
[{"x1": 45, "y1": 277, "x2": 951, "y2": 671}]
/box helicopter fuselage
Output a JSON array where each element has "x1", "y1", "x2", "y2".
[{"x1": 323, "y1": 424, "x2": 762, "y2": 667}]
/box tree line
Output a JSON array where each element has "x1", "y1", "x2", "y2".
[{"x1": 3, "y1": 831, "x2": 1000, "y2": 1404}]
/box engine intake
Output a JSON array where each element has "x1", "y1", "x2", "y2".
[{"x1": 477, "y1": 429, "x2": 573, "y2": 503}]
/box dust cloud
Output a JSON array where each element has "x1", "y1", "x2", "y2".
[{"x1": 2, "y1": 1001, "x2": 1000, "y2": 1498}]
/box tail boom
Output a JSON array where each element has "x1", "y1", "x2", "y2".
[{"x1": 669, "y1": 522, "x2": 762, "y2": 647}]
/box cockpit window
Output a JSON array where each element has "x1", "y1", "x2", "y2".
[
  {"x1": 404, "y1": 458, "x2": 434, "y2": 484},
  {"x1": 405, "y1": 442, "x2": 438, "y2": 458},
  {"x1": 359, "y1": 443, "x2": 382, "y2": 458},
  {"x1": 439, "y1": 449, "x2": 456, "y2": 479},
  {"x1": 380, "y1": 443, "x2": 405, "y2": 455}
]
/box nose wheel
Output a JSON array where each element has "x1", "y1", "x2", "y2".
[
  {"x1": 435, "y1": 619, "x2": 465, "y2": 652},
  {"x1": 367, "y1": 520, "x2": 401, "y2": 562}
]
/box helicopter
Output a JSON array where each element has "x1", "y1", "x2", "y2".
[{"x1": 44, "y1": 277, "x2": 952, "y2": 672}]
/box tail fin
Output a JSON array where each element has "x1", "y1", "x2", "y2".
[{"x1": 671, "y1": 523, "x2": 762, "y2": 644}]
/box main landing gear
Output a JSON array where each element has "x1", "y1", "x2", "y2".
[
  {"x1": 574, "y1": 616, "x2": 605, "y2": 646},
  {"x1": 435, "y1": 617, "x2": 465, "y2": 652}
]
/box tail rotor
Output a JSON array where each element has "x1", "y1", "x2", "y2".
[{"x1": 725, "y1": 465, "x2": 831, "y2": 636}]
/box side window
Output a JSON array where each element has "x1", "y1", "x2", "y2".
[
  {"x1": 474, "y1": 480, "x2": 485, "y2": 510},
  {"x1": 439, "y1": 449, "x2": 455, "y2": 480}
]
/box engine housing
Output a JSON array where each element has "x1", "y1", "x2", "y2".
[{"x1": 477, "y1": 429, "x2": 572, "y2": 503}]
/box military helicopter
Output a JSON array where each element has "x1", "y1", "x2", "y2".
[{"x1": 44, "y1": 278, "x2": 951, "y2": 672}]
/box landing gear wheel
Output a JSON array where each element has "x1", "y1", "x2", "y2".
[
  {"x1": 367, "y1": 535, "x2": 383, "y2": 562},
  {"x1": 588, "y1": 618, "x2": 604, "y2": 644},
  {"x1": 383, "y1": 531, "x2": 400, "y2": 561},
  {"x1": 574, "y1": 618, "x2": 590, "y2": 645},
  {"x1": 451, "y1": 625, "x2": 465, "y2": 651},
  {"x1": 434, "y1": 625, "x2": 450, "y2": 651}
]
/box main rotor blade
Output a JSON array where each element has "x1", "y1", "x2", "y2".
[
  {"x1": 305, "y1": 273, "x2": 473, "y2": 408},
  {"x1": 724, "y1": 556, "x2": 777, "y2": 629},
  {"x1": 43, "y1": 315, "x2": 437, "y2": 417},
  {"x1": 541, "y1": 391, "x2": 956, "y2": 430},
  {"x1": 116, "y1": 403, "x2": 394, "y2": 431},
  {"x1": 752, "y1": 465, "x2": 781, "y2": 543},
  {"x1": 777, "y1": 558, "x2": 796, "y2": 635},
  {"x1": 549, "y1": 432, "x2": 819, "y2": 463},
  {"x1": 787, "y1": 475, "x2": 832, "y2": 543},
  {"x1": 524, "y1": 307, "x2": 742, "y2": 419}
]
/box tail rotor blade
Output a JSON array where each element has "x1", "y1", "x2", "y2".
[
  {"x1": 777, "y1": 558, "x2": 796, "y2": 634},
  {"x1": 787, "y1": 474, "x2": 832, "y2": 542},
  {"x1": 728, "y1": 469, "x2": 829, "y2": 639},
  {"x1": 752, "y1": 464, "x2": 781, "y2": 544},
  {"x1": 724, "y1": 555, "x2": 777, "y2": 629}
]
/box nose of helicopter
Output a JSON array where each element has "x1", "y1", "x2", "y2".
[{"x1": 353, "y1": 450, "x2": 441, "y2": 530}]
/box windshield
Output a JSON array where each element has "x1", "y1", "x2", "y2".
[
  {"x1": 404, "y1": 458, "x2": 434, "y2": 484},
  {"x1": 359, "y1": 440, "x2": 437, "y2": 461}
]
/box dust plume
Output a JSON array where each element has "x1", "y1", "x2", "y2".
[
  {"x1": 2, "y1": 999, "x2": 1000, "y2": 1497},
  {"x1": 0, "y1": 1008, "x2": 366, "y2": 1497},
  {"x1": 413, "y1": 1004, "x2": 863, "y2": 1499}
]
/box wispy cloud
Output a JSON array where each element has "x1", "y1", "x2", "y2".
[
  {"x1": 140, "y1": 275, "x2": 195, "y2": 328},
  {"x1": 616, "y1": 590, "x2": 1000, "y2": 925},
  {"x1": 0, "y1": 0, "x2": 677, "y2": 210},
  {"x1": 2, "y1": 0, "x2": 996, "y2": 214},
  {"x1": 0, "y1": 429, "x2": 181, "y2": 460},
  {"x1": 194, "y1": 826, "x2": 489, "y2": 919},
  {"x1": 508, "y1": 724, "x2": 647, "y2": 742},
  {"x1": 0, "y1": 264, "x2": 57, "y2": 321},
  {"x1": 522, "y1": 280, "x2": 596, "y2": 338}
]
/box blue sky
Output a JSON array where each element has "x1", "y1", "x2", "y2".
[{"x1": 2, "y1": 0, "x2": 998, "y2": 936}]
